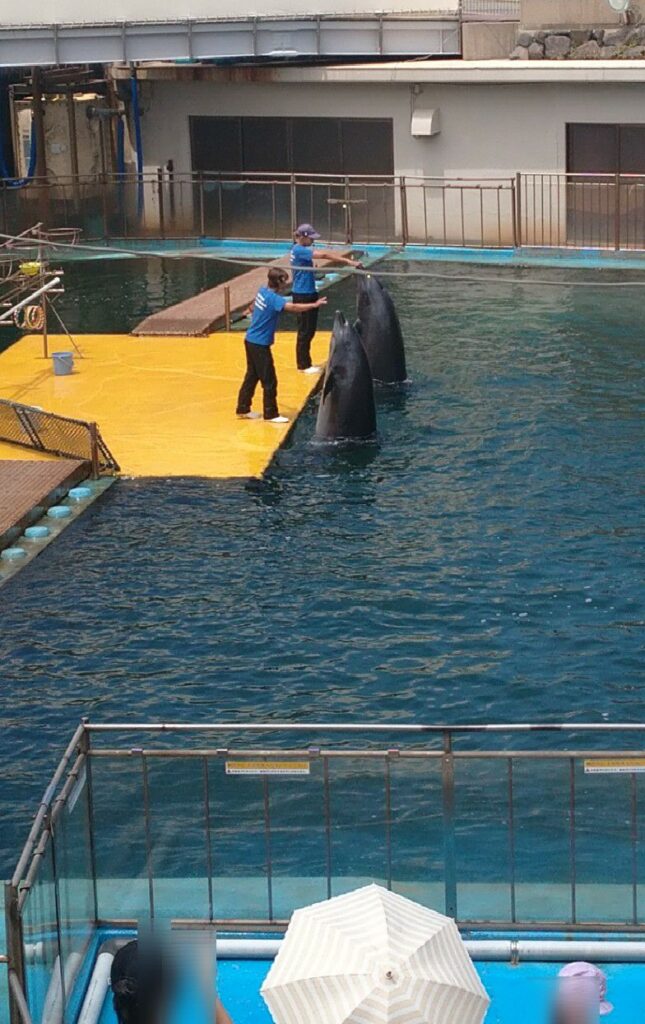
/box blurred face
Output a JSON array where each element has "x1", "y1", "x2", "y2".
[{"x1": 297, "y1": 234, "x2": 314, "y2": 246}]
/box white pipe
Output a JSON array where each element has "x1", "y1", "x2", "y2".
[
  {"x1": 42, "y1": 951, "x2": 83, "y2": 1024},
  {"x1": 0, "y1": 276, "x2": 60, "y2": 324},
  {"x1": 214, "y1": 937, "x2": 645, "y2": 963},
  {"x1": 77, "y1": 951, "x2": 114, "y2": 1024}
]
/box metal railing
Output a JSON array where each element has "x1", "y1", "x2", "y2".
[
  {"x1": 0, "y1": 172, "x2": 518, "y2": 249},
  {"x1": 5, "y1": 720, "x2": 645, "y2": 1024},
  {"x1": 461, "y1": 0, "x2": 520, "y2": 21},
  {"x1": 517, "y1": 172, "x2": 645, "y2": 251},
  {"x1": 4, "y1": 171, "x2": 645, "y2": 253},
  {"x1": 0, "y1": 399, "x2": 119, "y2": 476}
]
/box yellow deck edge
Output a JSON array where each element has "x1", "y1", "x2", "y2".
[{"x1": 0, "y1": 331, "x2": 330, "y2": 478}]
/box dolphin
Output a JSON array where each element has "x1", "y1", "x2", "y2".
[
  {"x1": 356, "y1": 274, "x2": 407, "y2": 384},
  {"x1": 315, "y1": 311, "x2": 376, "y2": 442}
]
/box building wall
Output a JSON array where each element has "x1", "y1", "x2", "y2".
[
  {"x1": 138, "y1": 77, "x2": 645, "y2": 243},
  {"x1": 141, "y1": 77, "x2": 645, "y2": 176}
]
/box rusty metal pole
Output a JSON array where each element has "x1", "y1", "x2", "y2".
[
  {"x1": 4, "y1": 882, "x2": 26, "y2": 1024},
  {"x1": 32, "y1": 68, "x2": 49, "y2": 226},
  {"x1": 66, "y1": 86, "x2": 80, "y2": 213},
  {"x1": 89, "y1": 422, "x2": 100, "y2": 479},
  {"x1": 399, "y1": 175, "x2": 408, "y2": 246},
  {"x1": 157, "y1": 167, "x2": 165, "y2": 239}
]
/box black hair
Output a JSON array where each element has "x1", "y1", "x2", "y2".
[{"x1": 111, "y1": 940, "x2": 168, "y2": 1024}]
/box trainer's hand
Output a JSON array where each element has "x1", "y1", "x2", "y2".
[{"x1": 316, "y1": 297, "x2": 328, "y2": 307}]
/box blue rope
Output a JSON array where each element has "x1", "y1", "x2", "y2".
[
  {"x1": 116, "y1": 116, "x2": 126, "y2": 176},
  {"x1": 0, "y1": 117, "x2": 36, "y2": 188},
  {"x1": 130, "y1": 71, "x2": 144, "y2": 216}
]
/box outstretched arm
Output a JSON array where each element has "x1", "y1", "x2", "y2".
[
  {"x1": 315, "y1": 250, "x2": 363, "y2": 268},
  {"x1": 284, "y1": 296, "x2": 328, "y2": 313}
]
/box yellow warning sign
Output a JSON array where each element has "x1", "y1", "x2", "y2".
[
  {"x1": 225, "y1": 761, "x2": 310, "y2": 776},
  {"x1": 584, "y1": 758, "x2": 645, "y2": 775}
]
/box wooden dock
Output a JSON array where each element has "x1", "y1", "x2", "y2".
[
  {"x1": 132, "y1": 251, "x2": 352, "y2": 337},
  {"x1": 0, "y1": 459, "x2": 89, "y2": 550}
]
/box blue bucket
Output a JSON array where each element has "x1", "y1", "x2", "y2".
[{"x1": 52, "y1": 352, "x2": 74, "y2": 376}]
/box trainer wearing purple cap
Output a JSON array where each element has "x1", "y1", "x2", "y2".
[
  {"x1": 290, "y1": 224, "x2": 362, "y2": 373},
  {"x1": 552, "y1": 962, "x2": 613, "y2": 1022}
]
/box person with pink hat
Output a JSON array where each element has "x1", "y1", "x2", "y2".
[{"x1": 552, "y1": 962, "x2": 613, "y2": 1023}]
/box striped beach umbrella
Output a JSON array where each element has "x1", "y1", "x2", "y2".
[{"x1": 261, "y1": 884, "x2": 490, "y2": 1024}]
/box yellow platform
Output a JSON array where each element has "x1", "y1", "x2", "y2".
[{"x1": 0, "y1": 332, "x2": 329, "y2": 477}]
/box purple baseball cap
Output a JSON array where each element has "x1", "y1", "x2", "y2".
[
  {"x1": 295, "y1": 223, "x2": 320, "y2": 238},
  {"x1": 557, "y1": 962, "x2": 613, "y2": 1016}
]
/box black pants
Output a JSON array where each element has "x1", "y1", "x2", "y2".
[
  {"x1": 236, "y1": 341, "x2": 279, "y2": 420},
  {"x1": 293, "y1": 292, "x2": 319, "y2": 369}
]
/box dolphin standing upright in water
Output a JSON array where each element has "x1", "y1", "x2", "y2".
[
  {"x1": 356, "y1": 275, "x2": 407, "y2": 384},
  {"x1": 315, "y1": 311, "x2": 376, "y2": 442}
]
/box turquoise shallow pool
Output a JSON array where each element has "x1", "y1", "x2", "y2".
[{"x1": 0, "y1": 258, "x2": 642, "y2": 878}]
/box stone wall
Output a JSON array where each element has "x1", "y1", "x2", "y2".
[{"x1": 510, "y1": 22, "x2": 645, "y2": 60}]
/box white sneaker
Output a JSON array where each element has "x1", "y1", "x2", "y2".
[
  {"x1": 267, "y1": 415, "x2": 289, "y2": 424},
  {"x1": 303, "y1": 365, "x2": 322, "y2": 375},
  {"x1": 237, "y1": 411, "x2": 261, "y2": 420}
]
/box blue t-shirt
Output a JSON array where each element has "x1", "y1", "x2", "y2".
[
  {"x1": 290, "y1": 243, "x2": 317, "y2": 294},
  {"x1": 245, "y1": 286, "x2": 288, "y2": 347}
]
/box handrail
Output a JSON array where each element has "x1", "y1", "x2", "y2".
[{"x1": 85, "y1": 720, "x2": 645, "y2": 732}]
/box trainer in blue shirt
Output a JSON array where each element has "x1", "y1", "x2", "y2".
[
  {"x1": 236, "y1": 267, "x2": 327, "y2": 423},
  {"x1": 290, "y1": 223, "x2": 362, "y2": 373}
]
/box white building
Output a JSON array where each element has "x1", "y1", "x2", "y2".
[{"x1": 111, "y1": 58, "x2": 645, "y2": 246}]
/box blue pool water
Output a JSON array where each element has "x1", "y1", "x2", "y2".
[
  {"x1": 0, "y1": 259, "x2": 643, "y2": 879},
  {"x1": 93, "y1": 956, "x2": 645, "y2": 1024},
  {"x1": 22, "y1": 931, "x2": 645, "y2": 1024}
]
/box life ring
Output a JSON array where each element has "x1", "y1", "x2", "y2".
[{"x1": 14, "y1": 304, "x2": 45, "y2": 330}]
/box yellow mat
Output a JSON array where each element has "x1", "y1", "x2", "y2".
[{"x1": 0, "y1": 332, "x2": 329, "y2": 477}]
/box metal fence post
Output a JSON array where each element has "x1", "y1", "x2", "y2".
[
  {"x1": 615, "y1": 171, "x2": 621, "y2": 252},
  {"x1": 441, "y1": 730, "x2": 457, "y2": 919},
  {"x1": 156, "y1": 167, "x2": 165, "y2": 239},
  {"x1": 88, "y1": 422, "x2": 100, "y2": 480},
  {"x1": 399, "y1": 176, "x2": 409, "y2": 246},
  {"x1": 199, "y1": 174, "x2": 205, "y2": 238},
  {"x1": 4, "y1": 882, "x2": 26, "y2": 1024},
  {"x1": 515, "y1": 172, "x2": 522, "y2": 248},
  {"x1": 343, "y1": 176, "x2": 352, "y2": 244},
  {"x1": 79, "y1": 718, "x2": 99, "y2": 924},
  {"x1": 290, "y1": 174, "x2": 297, "y2": 233}
]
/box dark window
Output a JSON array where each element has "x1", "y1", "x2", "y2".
[
  {"x1": 618, "y1": 125, "x2": 645, "y2": 174},
  {"x1": 291, "y1": 118, "x2": 341, "y2": 175},
  {"x1": 190, "y1": 115, "x2": 394, "y2": 178},
  {"x1": 190, "y1": 116, "x2": 242, "y2": 175},
  {"x1": 567, "y1": 124, "x2": 618, "y2": 175},
  {"x1": 567, "y1": 123, "x2": 645, "y2": 175},
  {"x1": 341, "y1": 119, "x2": 394, "y2": 176},
  {"x1": 242, "y1": 117, "x2": 289, "y2": 173}
]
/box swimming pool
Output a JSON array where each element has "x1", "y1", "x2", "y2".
[{"x1": 0, "y1": 258, "x2": 642, "y2": 881}]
